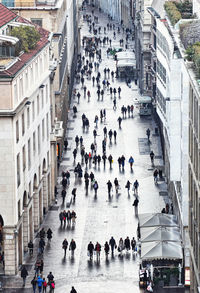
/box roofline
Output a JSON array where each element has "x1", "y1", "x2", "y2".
[
  {"x1": 0, "y1": 15, "x2": 18, "y2": 30},
  {"x1": 0, "y1": 41, "x2": 50, "y2": 79}
]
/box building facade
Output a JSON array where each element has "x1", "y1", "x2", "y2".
[
  {"x1": 2, "y1": 0, "x2": 79, "y2": 164},
  {"x1": 188, "y1": 48, "x2": 200, "y2": 292},
  {"x1": 134, "y1": 0, "x2": 153, "y2": 94},
  {"x1": 0, "y1": 4, "x2": 53, "y2": 275}
]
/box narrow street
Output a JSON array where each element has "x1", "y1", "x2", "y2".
[{"x1": 2, "y1": 4, "x2": 168, "y2": 293}]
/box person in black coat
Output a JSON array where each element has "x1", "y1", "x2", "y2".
[
  {"x1": 70, "y1": 287, "x2": 77, "y2": 293},
  {"x1": 21, "y1": 265, "x2": 28, "y2": 287}
]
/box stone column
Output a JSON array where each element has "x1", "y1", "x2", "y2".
[
  {"x1": 42, "y1": 172, "x2": 48, "y2": 214},
  {"x1": 3, "y1": 227, "x2": 16, "y2": 275},
  {"x1": 33, "y1": 189, "x2": 39, "y2": 231},
  {"x1": 23, "y1": 207, "x2": 28, "y2": 253}
]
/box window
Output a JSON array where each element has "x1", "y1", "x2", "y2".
[
  {"x1": 19, "y1": 78, "x2": 23, "y2": 99},
  {"x1": 42, "y1": 119, "x2": 45, "y2": 141},
  {"x1": 14, "y1": 83, "x2": 18, "y2": 103},
  {"x1": 47, "y1": 151, "x2": 49, "y2": 167},
  {"x1": 25, "y1": 71, "x2": 28, "y2": 90},
  {"x1": 46, "y1": 84, "x2": 48, "y2": 103},
  {"x1": 22, "y1": 113, "x2": 25, "y2": 135},
  {"x1": 38, "y1": 165, "x2": 41, "y2": 182},
  {"x1": 37, "y1": 95, "x2": 39, "y2": 115},
  {"x1": 157, "y1": 60, "x2": 166, "y2": 84},
  {"x1": 17, "y1": 153, "x2": 20, "y2": 187},
  {"x1": 38, "y1": 125, "x2": 40, "y2": 154},
  {"x1": 41, "y1": 89, "x2": 44, "y2": 108},
  {"x1": 31, "y1": 18, "x2": 43, "y2": 27},
  {"x1": 28, "y1": 139, "x2": 31, "y2": 170},
  {"x1": 33, "y1": 131, "x2": 36, "y2": 154},
  {"x1": 32, "y1": 101, "x2": 35, "y2": 121},
  {"x1": 46, "y1": 113, "x2": 49, "y2": 140},
  {"x1": 27, "y1": 107, "x2": 30, "y2": 129},
  {"x1": 30, "y1": 65, "x2": 33, "y2": 82},
  {"x1": 22, "y1": 145, "x2": 26, "y2": 171},
  {"x1": 29, "y1": 181, "x2": 31, "y2": 198},
  {"x1": 18, "y1": 200, "x2": 21, "y2": 220},
  {"x1": 16, "y1": 120, "x2": 19, "y2": 143}
]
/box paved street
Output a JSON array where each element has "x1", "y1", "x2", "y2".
[{"x1": 1, "y1": 4, "x2": 170, "y2": 293}]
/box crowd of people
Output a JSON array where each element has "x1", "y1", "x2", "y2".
[
  {"x1": 17, "y1": 2, "x2": 170, "y2": 292},
  {"x1": 87, "y1": 236, "x2": 137, "y2": 262}
]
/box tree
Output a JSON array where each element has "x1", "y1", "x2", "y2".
[{"x1": 10, "y1": 26, "x2": 40, "y2": 53}]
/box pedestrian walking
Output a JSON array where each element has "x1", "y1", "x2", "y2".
[
  {"x1": 70, "y1": 286, "x2": 77, "y2": 293},
  {"x1": 133, "y1": 198, "x2": 139, "y2": 216},
  {"x1": 128, "y1": 156, "x2": 134, "y2": 170},
  {"x1": 59, "y1": 211, "x2": 64, "y2": 226},
  {"x1": 62, "y1": 238, "x2": 68, "y2": 257},
  {"x1": 28, "y1": 240, "x2": 34, "y2": 256},
  {"x1": 69, "y1": 239, "x2": 76, "y2": 258},
  {"x1": 113, "y1": 130, "x2": 117, "y2": 143},
  {"x1": 150, "y1": 150, "x2": 155, "y2": 165},
  {"x1": 118, "y1": 238, "x2": 124, "y2": 256},
  {"x1": 73, "y1": 148, "x2": 77, "y2": 161},
  {"x1": 37, "y1": 276, "x2": 44, "y2": 293},
  {"x1": 102, "y1": 153, "x2": 107, "y2": 167},
  {"x1": 109, "y1": 236, "x2": 116, "y2": 256},
  {"x1": 125, "y1": 180, "x2": 131, "y2": 194},
  {"x1": 21, "y1": 266, "x2": 28, "y2": 287},
  {"x1": 95, "y1": 242, "x2": 101, "y2": 262},
  {"x1": 66, "y1": 210, "x2": 71, "y2": 226},
  {"x1": 118, "y1": 86, "x2": 121, "y2": 97},
  {"x1": 88, "y1": 241, "x2": 94, "y2": 260},
  {"x1": 87, "y1": 90, "x2": 91, "y2": 101},
  {"x1": 103, "y1": 126, "x2": 107, "y2": 138},
  {"x1": 153, "y1": 169, "x2": 159, "y2": 184},
  {"x1": 121, "y1": 155, "x2": 125, "y2": 170},
  {"x1": 47, "y1": 228, "x2": 53, "y2": 242},
  {"x1": 113, "y1": 98, "x2": 117, "y2": 110},
  {"x1": 31, "y1": 277, "x2": 37, "y2": 293},
  {"x1": 118, "y1": 116, "x2": 122, "y2": 128},
  {"x1": 85, "y1": 177, "x2": 89, "y2": 194},
  {"x1": 75, "y1": 135, "x2": 79, "y2": 148},
  {"x1": 114, "y1": 178, "x2": 119, "y2": 194},
  {"x1": 94, "y1": 115, "x2": 99, "y2": 127},
  {"x1": 107, "y1": 180, "x2": 112, "y2": 197},
  {"x1": 108, "y1": 129, "x2": 113, "y2": 142},
  {"x1": 72, "y1": 188, "x2": 77, "y2": 202},
  {"x1": 131, "y1": 237, "x2": 137, "y2": 252},
  {"x1": 146, "y1": 128, "x2": 151, "y2": 142},
  {"x1": 93, "y1": 180, "x2": 99, "y2": 197},
  {"x1": 77, "y1": 92, "x2": 81, "y2": 103},
  {"x1": 104, "y1": 241, "x2": 110, "y2": 260},
  {"x1": 108, "y1": 154, "x2": 113, "y2": 169},
  {"x1": 124, "y1": 237, "x2": 131, "y2": 252},
  {"x1": 133, "y1": 180, "x2": 139, "y2": 194},
  {"x1": 118, "y1": 157, "x2": 122, "y2": 169},
  {"x1": 42, "y1": 278, "x2": 47, "y2": 292}
]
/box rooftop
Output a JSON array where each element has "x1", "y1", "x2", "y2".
[
  {"x1": 0, "y1": 3, "x2": 17, "y2": 28},
  {"x1": 0, "y1": 4, "x2": 50, "y2": 78}
]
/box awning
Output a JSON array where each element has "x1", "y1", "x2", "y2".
[
  {"x1": 138, "y1": 213, "x2": 178, "y2": 228},
  {"x1": 140, "y1": 226, "x2": 181, "y2": 242},
  {"x1": 141, "y1": 241, "x2": 183, "y2": 260}
]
